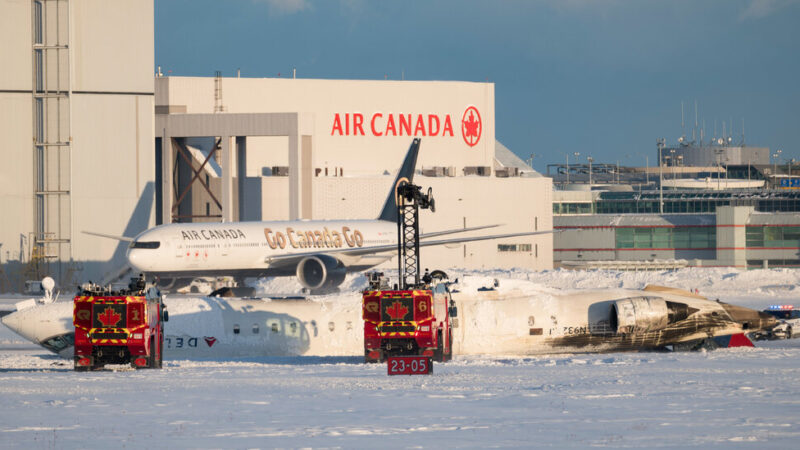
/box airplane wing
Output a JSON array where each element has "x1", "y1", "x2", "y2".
[
  {"x1": 264, "y1": 229, "x2": 557, "y2": 264},
  {"x1": 419, "y1": 224, "x2": 500, "y2": 239},
  {"x1": 82, "y1": 231, "x2": 134, "y2": 242}
]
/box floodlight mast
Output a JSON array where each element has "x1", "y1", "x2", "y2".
[{"x1": 395, "y1": 181, "x2": 435, "y2": 290}]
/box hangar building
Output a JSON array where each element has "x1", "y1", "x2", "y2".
[
  {"x1": 0, "y1": 1, "x2": 552, "y2": 291},
  {"x1": 154, "y1": 76, "x2": 553, "y2": 275},
  {"x1": 0, "y1": 0, "x2": 155, "y2": 290}
]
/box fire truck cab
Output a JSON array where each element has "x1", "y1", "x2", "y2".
[
  {"x1": 73, "y1": 276, "x2": 167, "y2": 371},
  {"x1": 362, "y1": 275, "x2": 455, "y2": 363}
]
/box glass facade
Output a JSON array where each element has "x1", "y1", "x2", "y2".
[
  {"x1": 746, "y1": 226, "x2": 800, "y2": 248},
  {"x1": 552, "y1": 202, "x2": 593, "y2": 215},
  {"x1": 555, "y1": 190, "x2": 800, "y2": 215},
  {"x1": 615, "y1": 227, "x2": 716, "y2": 249}
]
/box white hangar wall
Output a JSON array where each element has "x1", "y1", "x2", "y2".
[
  {"x1": 157, "y1": 77, "x2": 495, "y2": 175},
  {"x1": 0, "y1": 0, "x2": 154, "y2": 291}
]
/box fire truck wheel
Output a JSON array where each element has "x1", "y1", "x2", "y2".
[{"x1": 434, "y1": 330, "x2": 444, "y2": 362}]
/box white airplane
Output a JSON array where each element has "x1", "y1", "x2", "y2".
[
  {"x1": 1, "y1": 276, "x2": 778, "y2": 359},
  {"x1": 119, "y1": 138, "x2": 550, "y2": 293}
]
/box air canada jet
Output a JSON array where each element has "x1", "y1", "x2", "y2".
[
  {"x1": 123, "y1": 139, "x2": 550, "y2": 292},
  {"x1": 1, "y1": 277, "x2": 778, "y2": 359}
]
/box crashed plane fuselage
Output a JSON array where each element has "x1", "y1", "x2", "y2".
[{"x1": 1, "y1": 282, "x2": 777, "y2": 359}]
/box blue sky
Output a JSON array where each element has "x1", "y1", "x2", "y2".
[{"x1": 155, "y1": 0, "x2": 800, "y2": 171}]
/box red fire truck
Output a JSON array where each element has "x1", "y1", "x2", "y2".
[
  {"x1": 362, "y1": 279, "x2": 455, "y2": 363},
  {"x1": 73, "y1": 276, "x2": 167, "y2": 371},
  {"x1": 360, "y1": 168, "x2": 458, "y2": 365}
]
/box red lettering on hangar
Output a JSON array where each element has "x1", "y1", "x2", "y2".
[{"x1": 331, "y1": 112, "x2": 457, "y2": 138}]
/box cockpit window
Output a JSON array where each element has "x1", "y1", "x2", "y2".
[
  {"x1": 130, "y1": 241, "x2": 160, "y2": 249},
  {"x1": 41, "y1": 332, "x2": 74, "y2": 353}
]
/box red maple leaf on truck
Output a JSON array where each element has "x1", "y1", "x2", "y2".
[
  {"x1": 386, "y1": 301, "x2": 409, "y2": 320},
  {"x1": 97, "y1": 307, "x2": 122, "y2": 327}
]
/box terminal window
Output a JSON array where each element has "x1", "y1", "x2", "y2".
[
  {"x1": 746, "y1": 226, "x2": 800, "y2": 248},
  {"x1": 615, "y1": 227, "x2": 716, "y2": 249}
]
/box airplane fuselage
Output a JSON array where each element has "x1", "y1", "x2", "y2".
[
  {"x1": 1, "y1": 281, "x2": 778, "y2": 359},
  {"x1": 127, "y1": 220, "x2": 397, "y2": 278}
]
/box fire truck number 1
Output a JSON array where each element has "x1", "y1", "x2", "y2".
[
  {"x1": 132, "y1": 309, "x2": 140, "y2": 321},
  {"x1": 387, "y1": 356, "x2": 431, "y2": 375}
]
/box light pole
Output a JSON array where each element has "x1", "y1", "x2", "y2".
[
  {"x1": 565, "y1": 152, "x2": 579, "y2": 185},
  {"x1": 669, "y1": 149, "x2": 676, "y2": 183},
  {"x1": 587, "y1": 156, "x2": 593, "y2": 186},
  {"x1": 715, "y1": 148, "x2": 725, "y2": 190},
  {"x1": 526, "y1": 153, "x2": 538, "y2": 171},
  {"x1": 773, "y1": 149, "x2": 782, "y2": 176},
  {"x1": 724, "y1": 157, "x2": 729, "y2": 188},
  {"x1": 747, "y1": 159, "x2": 751, "y2": 183},
  {"x1": 657, "y1": 138, "x2": 665, "y2": 213}
]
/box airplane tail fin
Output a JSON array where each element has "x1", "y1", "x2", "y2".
[{"x1": 377, "y1": 138, "x2": 421, "y2": 222}]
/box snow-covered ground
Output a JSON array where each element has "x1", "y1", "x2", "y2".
[{"x1": 2, "y1": 268, "x2": 800, "y2": 448}]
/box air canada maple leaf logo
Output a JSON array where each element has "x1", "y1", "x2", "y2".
[
  {"x1": 97, "y1": 307, "x2": 122, "y2": 327},
  {"x1": 461, "y1": 106, "x2": 482, "y2": 147},
  {"x1": 386, "y1": 301, "x2": 409, "y2": 320}
]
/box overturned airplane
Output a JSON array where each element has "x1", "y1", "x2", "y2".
[{"x1": 1, "y1": 276, "x2": 777, "y2": 359}]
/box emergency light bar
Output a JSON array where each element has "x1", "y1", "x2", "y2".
[{"x1": 768, "y1": 305, "x2": 794, "y2": 310}]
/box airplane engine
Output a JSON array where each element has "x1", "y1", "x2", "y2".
[
  {"x1": 296, "y1": 255, "x2": 347, "y2": 292},
  {"x1": 611, "y1": 297, "x2": 696, "y2": 334}
]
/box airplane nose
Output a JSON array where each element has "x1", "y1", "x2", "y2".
[
  {"x1": 1, "y1": 309, "x2": 38, "y2": 343},
  {"x1": 127, "y1": 248, "x2": 146, "y2": 270},
  {"x1": 127, "y1": 248, "x2": 139, "y2": 266}
]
